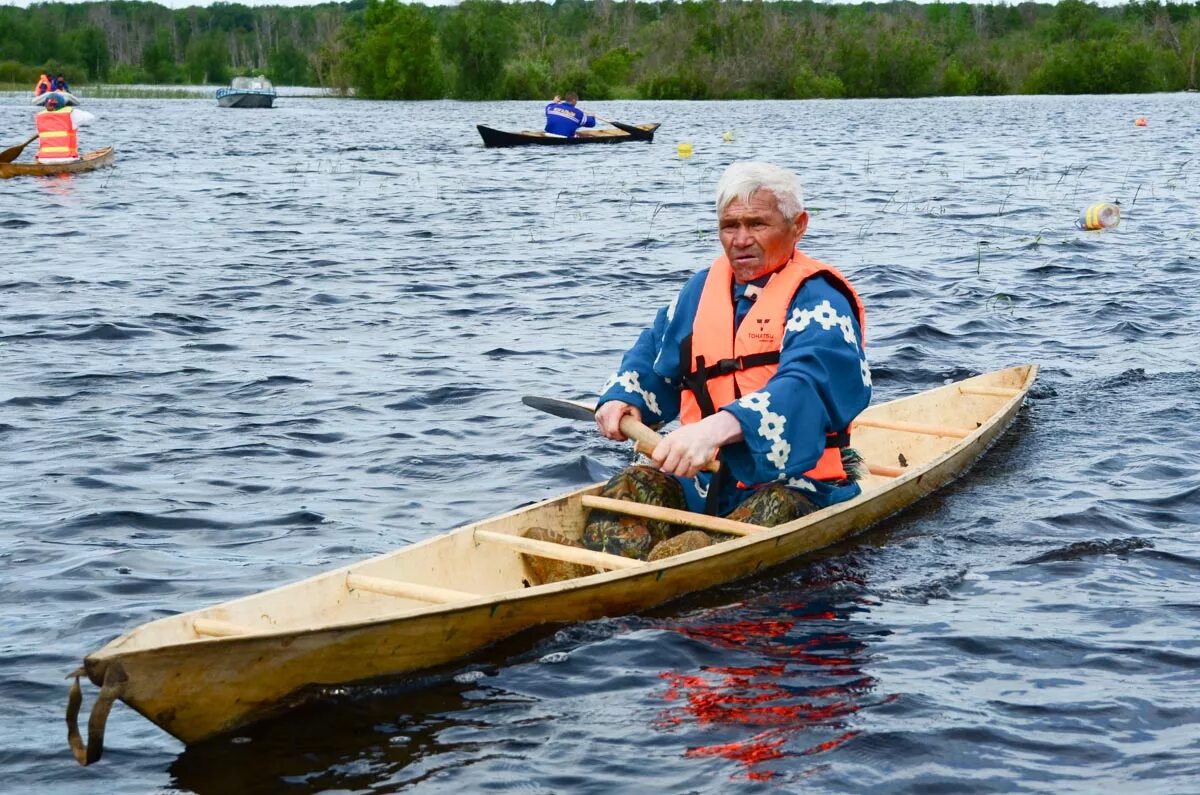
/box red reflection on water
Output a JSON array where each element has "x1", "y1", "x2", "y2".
[{"x1": 656, "y1": 603, "x2": 877, "y2": 781}]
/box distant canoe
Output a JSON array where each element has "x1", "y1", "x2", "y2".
[
  {"x1": 0, "y1": 146, "x2": 115, "y2": 179},
  {"x1": 478, "y1": 121, "x2": 660, "y2": 148},
  {"x1": 65, "y1": 365, "x2": 1035, "y2": 762},
  {"x1": 31, "y1": 91, "x2": 82, "y2": 107}
]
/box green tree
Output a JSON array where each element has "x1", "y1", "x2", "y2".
[
  {"x1": 440, "y1": 0, "x2": 516, "y2": 98},
  {"x1": 268, "y1": 39, "x2": 313, "y2": 86},
  {"x1": 65, "y1": 25, "x2": 110, "y2": 80},
  {"x1": 142, "y1": 29, "x2": 176, "y2": 84},
  {"x1": 184, "y1": 31, "x2": 229, "y2": 84},
  {"x1": 347, "y1": 0, "x2": 443, "y2": 99}
]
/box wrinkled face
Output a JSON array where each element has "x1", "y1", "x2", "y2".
[{"x1": 719, "y1": 190, "x2": 808, "y2": 283}]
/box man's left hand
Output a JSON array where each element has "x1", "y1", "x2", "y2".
[{"x1": 651, "y1": 411, "x2": 743, "y2": 478}]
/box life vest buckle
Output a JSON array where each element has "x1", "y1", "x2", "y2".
[{"x1": 715, "y1": 357, "x2": 744, "y2": 374}]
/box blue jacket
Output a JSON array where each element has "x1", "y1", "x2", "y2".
[
  {"x1": 597, "y1": 258, "x2": 872, "y2": 515},
  {"x1": 544, "y1": 102, "x2": 596, "y2": 137}
]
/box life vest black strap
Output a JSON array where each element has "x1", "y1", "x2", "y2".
[
  {"x1": 703, "y1": 453, "x2": 726, "y2": 515},
  {"x1": 826, "y1": 429, "x2": 850, "y2": 448},
  {"x1": 691, "y1": 351, "x2": 780, "y2": 380},
  {"x1": 683, "y1": 355, "x2": 720, "y2": 418}
]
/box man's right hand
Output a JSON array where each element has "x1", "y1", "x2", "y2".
[{"x1": 595, "y1": 400, "x2": 642, "y2": 441}]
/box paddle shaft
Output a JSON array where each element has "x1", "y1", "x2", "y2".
[
  {"x1": 618, "y1": 414, "x2": 721, "y2": 474},
  {"x1": 0, "y1": 134, "x2": 38, "y2": 164}
]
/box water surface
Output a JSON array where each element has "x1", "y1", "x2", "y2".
[{"x1": 2, "y1": 94, "x2": 1198, "y2": 792}]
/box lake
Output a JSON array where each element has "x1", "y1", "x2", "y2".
[{"x1": 1, "y1": 93, "x2": 1198, "y2": 793}]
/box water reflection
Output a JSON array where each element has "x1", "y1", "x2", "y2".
[
  {"x1": 168, "y1": 673, "x2": 487, "y2": 793},
  {"x1": 657, "y1": 595, "x2": 889, "y2": 783}
]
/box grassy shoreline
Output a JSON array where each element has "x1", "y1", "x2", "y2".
[{"x1": 1, "y1": 83, "x2": 337, "y2": 99}]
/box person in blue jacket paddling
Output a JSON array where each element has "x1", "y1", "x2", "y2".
[
  {"x1": 523, "y1": 162, "x2": 872, "y2": 582},
  {"x1": 544, "y1": 92, "x2": 597, "y2": 138}
]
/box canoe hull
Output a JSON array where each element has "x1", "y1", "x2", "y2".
[
  {"x1": 0, "y1": 146, "x2": 115, "y2": 179},
  {"x1": 79, "y1": 365, "x2": 1037, "y2": 746},
  {"x1": 31, "y1": 91, "x2": 82, "y2": 107},
  {"x1": 216, "y1": 90, "x2": 275, "y2": 108},
  {"x1": 478, "y1": 123, "x2": 659, "y2": 148}
]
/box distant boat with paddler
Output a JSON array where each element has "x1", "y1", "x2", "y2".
[{"x1": 477, "y1": 120, "x2": 660, "y2": 148}]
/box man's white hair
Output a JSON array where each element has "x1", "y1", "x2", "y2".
[{"x1": 715, "y1": 162, "x2": 805, "y2": 219}]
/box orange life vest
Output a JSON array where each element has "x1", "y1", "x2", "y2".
[
  {"x1": 36, "y1": 109, "x2": 78, "y2": 161},
  {"x1": 679, "y1": 249, "x2": 867, "y2": 482},
  {"x1": 35, "y1": 74, "x2": 51, "y2": 95}
]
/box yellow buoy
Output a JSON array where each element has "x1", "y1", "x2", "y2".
[
  {"x1": 722, "y1": 131, "x2": 734, "y2": 142},
  {"x1": 677, "y1": 142, "x2": 693, "y2": 159},
  {"x1": 1077, "y1": 202, "x2": 1121, "y2": 230}
]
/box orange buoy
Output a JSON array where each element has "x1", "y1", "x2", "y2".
[{"x1": 1134, "y1": 116, "x2": 1148, "y2": 127}]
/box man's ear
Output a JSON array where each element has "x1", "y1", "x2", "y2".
[{"x1": 794, "y1": 211, "x2": 809, "y2": 239}]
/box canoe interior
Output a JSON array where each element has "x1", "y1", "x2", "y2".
[
  {"x1": 0, "y1": 146, "x2": 115, "y2": 179},
  {"x1": 94, "y1": 364, "x2": 1036, "y2": 659}
]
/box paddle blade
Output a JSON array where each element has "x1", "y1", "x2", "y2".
[
  {"x1": 607, "y1": 121, "x2": 654, "y2": 139},
  {"x1": 522, "y1": 395, "x2": 597, "y2": 422},
  {"x1": 0, "y1": 134, "x2": 38, "y2": 164}
]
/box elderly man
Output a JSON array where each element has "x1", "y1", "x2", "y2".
[{"x1": 584, "y1": 161, "x2": 871, "y2": 562}]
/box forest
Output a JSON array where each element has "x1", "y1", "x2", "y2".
[{"x1": 1, "y1": 0, "x2": 1198, "y2": 99}]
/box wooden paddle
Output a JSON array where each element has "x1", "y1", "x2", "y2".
[
  {"x1": 522, "y1": 396, "x2": 720, "y2": 473},
  {"x1": 0, "y1": 134, "x2": 38, "y2": 164},
  {"x1": 604, "y1": 120, "x2": 653, "y2": 139}
]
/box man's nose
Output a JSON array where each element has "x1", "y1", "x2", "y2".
[{"x1": 731, "y1": 225, "x2": 754, "y2": 247}]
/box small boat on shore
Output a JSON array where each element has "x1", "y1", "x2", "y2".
[
  {"x1": 0, "y1": 146, "x2": 115, "y2": 179},
  {"x1": 478, "y1": 121, "x2": 659, "y2": 148},
  {"x1": 216, "y1": 76, "x2": 276, "y2": 108},
  {"x1": 66, "y1": 364, "x2": 1036, "y2": 764}
]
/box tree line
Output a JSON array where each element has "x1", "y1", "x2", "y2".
[{"x1": 2, "y1": 0, "x2": 1198, "y2": 98}]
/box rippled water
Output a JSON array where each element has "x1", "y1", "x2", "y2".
[{"x1": 2, "y1": 94, "x2": 1198, "y2": 793}]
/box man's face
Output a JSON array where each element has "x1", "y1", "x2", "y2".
[{"x1": 718, "y1": 190, "x2": 808, "y2": 283}]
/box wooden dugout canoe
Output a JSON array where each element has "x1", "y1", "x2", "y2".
[
  {"x1": 477, "y1": 121, "x2": 660, "y2": 148},
  {"x1": 0, "y1": 146, "x2": 115, "y2": 179},
  {"x1": 67, "y1": 364, "x2": 1037, "y2": 763}
]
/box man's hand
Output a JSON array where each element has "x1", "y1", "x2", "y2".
[
  {"x1": 651, "y1": 411, "x2": 743, "y2": 478},
  {"x1": 595, "y1": 400, "x2": 642, "y2": 441}
]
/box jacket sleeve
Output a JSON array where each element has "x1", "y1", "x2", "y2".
[
  {"x1": 595, "y1": 304, "x2": 681, "y2": 426},
  {"x1": 718, "y1": 275, "x2": 871, "y2": 485},
  {"x1": 595, "y1": 271, "x2": 707, "y2": 425}
]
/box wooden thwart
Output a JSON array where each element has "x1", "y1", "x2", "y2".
[
  {"x1": 193, "y1": 618, "x2": 251, "y2": 638},
  {"x1": 581, "y1": 495, "x2": 763, "y2": 536},
  {"x1": 854, "y1": 417, "x2": 973, "y2": 438},
  {"x1": 474, "y1": 528, "x2": 643, "y2": 570},
  {"x1": 346, "y1": 574, "x2": 479, "y2": 603}
]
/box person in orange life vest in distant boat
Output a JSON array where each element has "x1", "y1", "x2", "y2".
[
  {"x1": 35, "y1": 73, "x2": 52, "y2": 95},
  {"x1": 34, "y1": 93, "x2": 96, "y2": 164},
  {"x1": 578, "y1": 161, "x2": 872, "y2": 563},
  {"x1": 544, "y1": 92, "x2": 597, "y2": 138}
]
